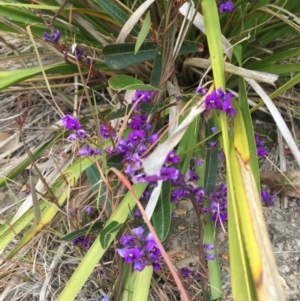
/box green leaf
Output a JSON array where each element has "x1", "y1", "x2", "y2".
[
  {"x1": 107, "y1": 154, "x2": 123, "y2": 170},
  {"x1": 204, "y1": 119, "x2": 218, "y2": 194},
  {"x1": 108, "y1": 75, "x2": 160, "y2": 91},
  {"x1": 100, "y1": 220, "x2": 123, "y2": 249},
  {"x1": 103, "y1": 41, "x2": 201, "y2": 70},
  {"x1": 152, "y1": 180, "x2": 171, "y2": 241},
  {"x1": 150, "y1": 45, "x2": 163, "y2": 87},
  {"x1": 105, "y1": 105, "x2": 133, "y2": 121},
  {"x1": 103, "y1": 42, "x2": 157, "y2": 69},
  {"x1": 61, "y1": 222, "x2": 104, "y2": 242},
  {"x1": 95, "y1": 0, "x2": 140, "y2": 36},
  {"x1": 132, "y1": 266, "x2": 153, "y2": 301},
  {"x1": 0, "y1": 63, "x2": 80, "y2": 91},
  {"x1": 86, "y1": 165, "x2": 111, "y2": 213},
  {"x1": 135, "y1": 11, "x2": 151, "y2": 54},
  {"x1": 139, "y1": 102, "x2": 153, "y2": 114}
]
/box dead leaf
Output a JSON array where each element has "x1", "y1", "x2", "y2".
[
  {"x1": 174, "y1": 208, "x2": 187, "y2": 216},
  {"x1": 0, "y1": 132, "x2": 18, "y2": 154},
  {"x1": 260, "y1": 170, "x2": 300, "y2": 198}
]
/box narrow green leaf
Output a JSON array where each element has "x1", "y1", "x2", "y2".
[
  {"x1": 135, "y1": 11, "x2": 151, "y2": 54},
  {"x1": 150, "y1": 45, "x2": 163, "y2": 87},
  {"x1": 61, "y1": 222, "x2": 104, "y2": 241},
  {"x1": 152, "y1": 180, "x2": 171, "y2": 241},
  {"x1": 95, "y1": 0, "x2": 140, "y2": 36},
  {"x1": 132, "y1": 266, "x2": 153, "y2": 301},
  {"x1": 86, "y1": 165, "x2": 111, "y2": 213},
  {"x1": 0, "y1": 63, "x2": 82, "y2": 91},
  {"x1": 122, "y1": 265, "x2": 136, "y2": 301},
  {"x1": 139, "y1": 102, "x2": 154, "y2": 114},
  {"x1": 204, "y1": 119, "x2": 218, "y2": 194},
  {"x1": 108, "y1": 75, "x2": 160, "y2": 91},
  {"x1": 103, "y1": 42, "x2": 157, "y2": 69},
  {"x1": 107, "y1": 154, "x2": 123, "y2": 170},
  {"x1": 103, "y1": 41, "x2": 201, "y2": 70},
  {"x1": 57, "y1": 183, "x2": 147, "y2": 301},
  {"x1": 100, "y1": 220, "x2": 123, "y2": 249}
]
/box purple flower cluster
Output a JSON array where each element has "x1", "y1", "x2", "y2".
[
  {"x1": 44, "y1": 29, "x2": 95, "y2": 65},
  {"x1": 255, "y1": 134, "x2": 268, "y2": 157},
  {"x1": 204, "y1": 243, "x2": 216, "y2": 260},
  {"x1": 181, "y1": 267, "x2": 201, "y2": 280},
  {"x1": 219, "y1": 1, "x2": 234, "y2": 13},
  {"x1": 203, "y1": 183, "x2": 227, "y2": 224},
  {"x1": 101, "y1": 90, "x2": 183, "y2": 183},
  {"x1": 205, "y1": 88, "x2": 236, "y2": 116},
  {"x1": 43, "y1": 30, "x2": 61, "y2": 43},
  {"x1": 61, "y1": 114, "x2": 102, "y2": 156},
  {"x1": 261, "y1": 190, "x2": 274, "y2": 207},
  {"x1": 117, "y1": 226, "x2": 161, "y2": 272},
  {"x1": 73, "y1": 235, "x2": 91, "y2": 249}
]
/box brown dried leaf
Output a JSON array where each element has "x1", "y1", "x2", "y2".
[
  {"x1": 260, "y1": 170, "x2": 300, "y2": 197},
  {"x1": 0, "y1": 132, "x2": 18, "y2": 154}
]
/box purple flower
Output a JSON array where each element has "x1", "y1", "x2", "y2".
[
  {"x1": 255, "y1": 134, "x2": 268, "y2": 157},
  {"x1": 171, "y1": 188, "x2": 185, "y2": 202},
  {"x1": 44, "y1": 30, "x2": 61, "y2": 42},
  {"x1": 67, "y1": 133, "x2": 78, "y2": 141},
  {"x1": 196, "y1": 86, "x2": 207, "y2": 95},
  {"x1": 78, "y1": 146, "x2": 102, "y2": 156},
  {"x1": 181, "y1": 267, "x2": 192, "y2": 278},
  {"x1": 257, "y1": 146, "x2": 267, "y2": 157},
  {"x1": 160, "y1": 167, "x2": 180, "y2": 181},
  {"x1": 120, "y1": 235, "x2": 136, "y2": 247},
  {"x1": 128, "y1": 130, "x2": 145, "y2": 145},
  {"x1": 193, "y1": 272, "x2": 201, "y2": 280},
  {"x1": 211, "y1": 127, "x2": 219, "y2": 134},
  {"x1": 118, "y1": 226, "x2": 162, "y2": 272},
  {"x1": 134, "y1": 260, "x2": 146, "y2": 271},
  {"x1": 204, "y1": 243, "x2": 214, "y2": 251},
  {"x1": 77, "y1": 129, "x2": 87, "y2": 139},
  {"x1": 196, "y1": 158, "x2": 203, "y2": 166},
  {"x1": 85, "y1": 207, "x2": 93, "y2": 215},
  {"x1": 148, "y1": 133, "x2": 159, "y2": 143},
  {"x1": 152, "y1": 262, "x2": 161, "y2": 271},
  {"x1": 188, "y1": 170, "x2": 199, "y2": 181},
  {"x1": 205, "y1": 90, "x2": 222, "y2": 110},
  {"x1": 132, "y1": 173, "x2": 148, "y2": 183},
  {"x1": 101, "y1": 295, "x2": 110, "y2": 301},
  {"x1": 261, "y1": 190, "x2": 275, "y2": 207},
  {"x1": 73, "y1": 236, "x2": 91, "y2": 249},
  {"x1": 255, "y1": 134, "x2": 264, "y2": 147},
  {"x1": 62, "y1": 114, "x2": 81, "y2": 130},
  {"x1": 117, "y1": 246, "x2": 142, "y2": 264},
  {"x1": 165, "y1": 151, "x2": 180, "y2": 165},
  {"x1": 130, "y1": 115, "x2": 143, "y2": 130},
  {"x1": 116, "y1": 139, "x2": 131, "y2": 157},
  {"x1": 134, "y1": 209, "x2": 142, "y2": 217},
  {"x1": 132, "y1": 90, "x2": 155, "y2": 104},
  {"x1": 132, "y1": 226, "x2": 145, "y2": 239},
  {"x1": 222, "y1": 98, "x2": 236, "y2": 116},
  {"x1": 206, "y1": 254, "x2": 216, "y2": 260},
  {"x1": 75, "y1": 47, "x2": 84, "y2": 59},
  {"x1": 209, "y1": 140, "x2": 218, "y2": 147},
  {"x1": 219, "y1": 1, "x2": 234, "y2": 13}
]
